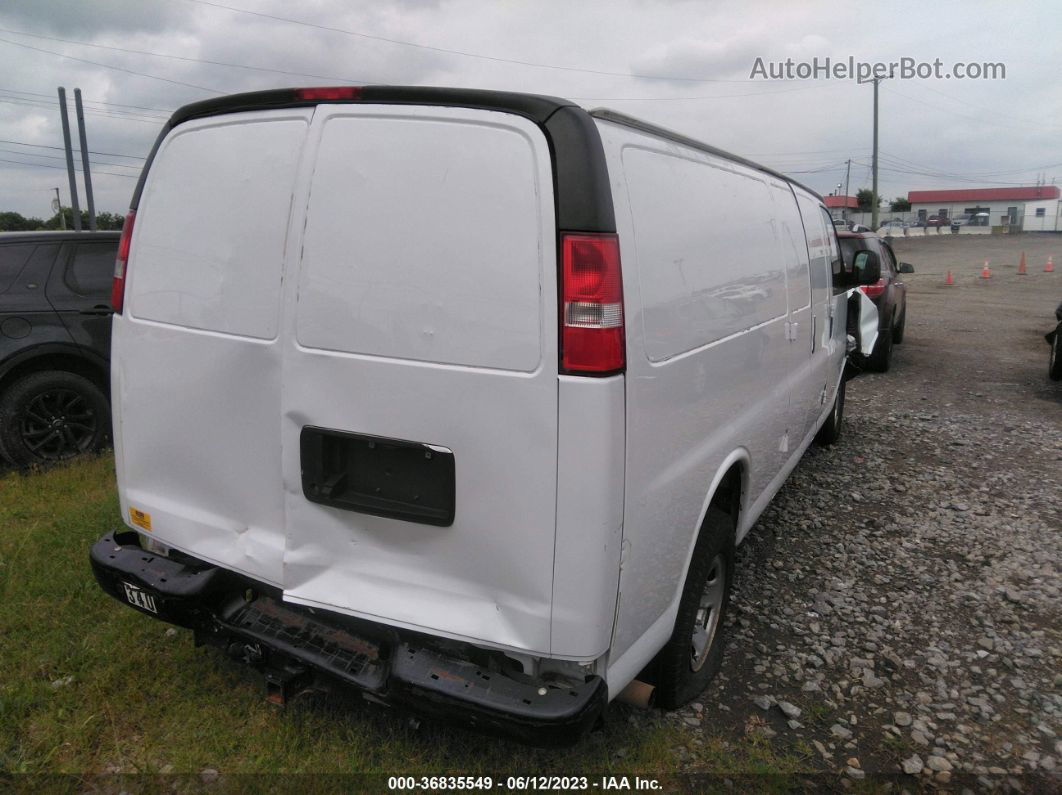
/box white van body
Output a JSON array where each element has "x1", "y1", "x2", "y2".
[{"x1": 96, "y1": 87, "x2": 862, "y2": 743}]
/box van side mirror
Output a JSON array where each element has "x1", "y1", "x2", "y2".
[
  {"x1": 898, "y1": 262, "x2": 915, "y2": 274},
  {"x1": 851, "y1": 250, "x2": 881, "y2": 285}
]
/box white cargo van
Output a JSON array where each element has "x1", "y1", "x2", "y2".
[{"x1": 92, "y1": 86, "x2": 879, "y2": 744}]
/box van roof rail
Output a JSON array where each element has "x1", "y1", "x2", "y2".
[{"x1": 588, "y1": 108, "x2": 823, "y2": 201}]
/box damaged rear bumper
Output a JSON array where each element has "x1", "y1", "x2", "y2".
[{"x1": 89, "y1": 531, "x2": 606, "y2": 745}]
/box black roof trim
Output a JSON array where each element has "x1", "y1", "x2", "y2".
[
  {"x1": 131, "y1": 86, "x2": 615, "y2": 234},
  {"x1": 589, "y1": 109, "x2": 823, "y2": 202},
  {"x1": 169, "y1": 86, "x2": 576, "y2": 128}
]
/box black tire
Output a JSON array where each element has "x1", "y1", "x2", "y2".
[
  {"x1": 1050, "y1": 327, "x2": 1062, "y2": 381},
  {"x1": 0, "y1": 371, "x2": 110, "y2": 467},
  {"x1": 868, "y1": 314, "x2": 894, "y2": 372},
  {"x1": 892, "y1": 308, "x2": 906, "y2": 344},
  {"x1": 653, "y1": 500, "x2": 736, "y2": 709},
  {"x1": 814, "y1": 377, "x2": 846, "y2": 446}
]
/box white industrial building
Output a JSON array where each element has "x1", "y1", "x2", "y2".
[{"x1": 907, "y1": 186, "x2": 1061, "y2": 231}]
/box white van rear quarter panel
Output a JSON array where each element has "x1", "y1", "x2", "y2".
[
  {"x1": 596, "y1": 120, "x2": 795, "y2": 664},
  {"x1": 296, "y1": 111, "x2": 545, "y2": 371}
]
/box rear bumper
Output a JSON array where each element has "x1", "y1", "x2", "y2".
[{"x1": 90, "y1": 531, "x2": 606, "y2": 746}]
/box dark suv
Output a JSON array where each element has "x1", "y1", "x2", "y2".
[
  {"x1": 0, "y1": 231, "x2": 119, "y2": 466},
  {"x1": 837, "y1": 231, "x2": 913, "y2": 372}
]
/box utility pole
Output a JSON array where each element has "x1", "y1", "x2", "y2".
[
  {"x1": 74, "y1": 89, "x2": 96, "y2": 231},
  {"x1": 53, "y1": 187, "x2": 65, "y2": 230},
  {"x1": 857, "y1": 75, "x2": 885, "y2": 230},
  {"x1": 871, "y1": 78, "x2": 879, "y2": 230},
  {"x1": 843, "y1": 158, "x2": 852, "y2": 222},
  {"x1": 57, "y1": 87, "x2": 82, "y2": 231}
]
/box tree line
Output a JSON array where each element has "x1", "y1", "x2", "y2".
[{"x1": 0, "y1": 209, "x2": 126, "y2": 232}]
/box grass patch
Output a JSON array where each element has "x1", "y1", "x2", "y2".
[
  {"x1": 0, "y1": 455, "x2": 819, "y2": 786},
  {"x1": 1, "y1": 456, "x2": 684, "y2": 778}
]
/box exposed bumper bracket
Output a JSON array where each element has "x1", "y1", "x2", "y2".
[{"x1": 90, "y1": 531, "x2": 606, "y2": 745}]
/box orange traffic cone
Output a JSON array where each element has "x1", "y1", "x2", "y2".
[
  {"x1": 1018, "y1": 252, "x2": 1027, "y2": 275},
  {"x1": 980, "y1": 260, "x2": 992, "y2": 279},
  {"x1": 945, "y1": 269, "x2": 955, "y2": 285},
  {"x1": 1046, "y1": 255, "x2": 1055, "y2": 273}
]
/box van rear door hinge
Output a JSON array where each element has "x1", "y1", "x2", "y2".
[{"x1": 785, "y1": 321, "x2": 799, "y2": 342}]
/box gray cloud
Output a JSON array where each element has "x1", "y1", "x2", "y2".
[{"x1": 0, "y1": 0, "x2": 1060, "y2": 217}]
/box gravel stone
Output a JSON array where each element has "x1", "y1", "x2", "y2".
[{"x1": 901, "y1": 754, "x2": 924, "y2": 775}]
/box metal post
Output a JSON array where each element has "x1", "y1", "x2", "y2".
[
  {"x1": 57, "y1": 87, "x2": 82, "y2": 231},
  {"x1": 74, "y1": 89, "x2": 96, "y2": 231},
  {"x1": 53, "y1": 187, "x2": 65, "y2": 230},
  {"x1": 871, "y1": 78, "x2": 880, "y2": 230},
  {"x1": 843, "y1": 159, "x2": 851, "y2": 222}
]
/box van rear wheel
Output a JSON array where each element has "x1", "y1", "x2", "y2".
[
  {"x1": 814, "y1": 377, "x2": 846, "y2": 446},
  {"x1": 653, "y1": 501, "x2": 735, "y2": 709}
]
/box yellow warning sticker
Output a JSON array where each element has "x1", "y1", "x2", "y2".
[{"x1": 129, "y1": 507, "x2": 152, "y2": 531}]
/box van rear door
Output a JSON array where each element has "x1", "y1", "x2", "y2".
[
  {"x1": 279, "y1": 105, "x2": 560, "y2": 654},
  {"x1": 115, "y1": 109, "x2": 313, "y2": 588}
]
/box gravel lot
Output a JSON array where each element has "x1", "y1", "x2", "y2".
[{"x1": 653, "y1": 233, "x2": 1061, "y2": 789}]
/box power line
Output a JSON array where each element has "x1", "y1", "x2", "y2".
[
  {"x1": 0, "y1": 137, "x2": 147, "y2": 160},
  {"x1": 0, "y1": 86, "x2": 173, "y2": 115},
  {"x1": 0, "y1": 147, "x2": 142, "y2": 170},
  {"x1": 0, "y1": 95, "x2": 167, "y2": 124},
  {"x1": 879, "y1": 150, "x2": 1062, "y2": 179},
  {"x1": 909, "y1": 81, "x2": 1058, "y2": 130},
  {"x1": 570, "y1": 81, "x2": 838, "y2": 102},
  {"x1": 0, "y1": 27, "x2": 371, "y2": 87},
  {"x1": 851, "y1": 160, "x2": 1037, "y2": 187},
  {"x1": 0, "y1": 37, "x2": 224, "y2": 94},
  {"x1": 882, "y1": 84, "x2": 1062, "y2": 134},
  {"x1": 0, "y1": 156, "x2": 138, "y2": 178},
  {"x1": 178, "y1": 0, "x2": 768, "y2": 84}
]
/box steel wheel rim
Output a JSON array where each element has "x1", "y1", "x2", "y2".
[
  {"x1": 690, "y1": 553, "x2": 726, "y2": 672},
  {"x1": 18, "y1": 388, "x2": 97, "y2": 460}
]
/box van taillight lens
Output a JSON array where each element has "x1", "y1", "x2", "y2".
[
  {"x1": 859, "y1": 278, "x2": 886, "y2": 299},
  {"x1": 295, "y1": 86, "x2": 362, "y2": 101},
  {"x1": 561, "y1": 233, "x2": 625, "y2": 374},
  {"x1": 111, "y1": 209, "x2": 136, "y2": 313}
]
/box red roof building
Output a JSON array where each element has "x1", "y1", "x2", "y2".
[
  {"x1": 823, "y1": 195, "x2": 859, "y2": 209},
  {"x1": 908, "y1": 186, "x2": 1059, "y2": 203},
  {"x1": 906, "y1": 185, "x2": 1060, "y2": 231}
]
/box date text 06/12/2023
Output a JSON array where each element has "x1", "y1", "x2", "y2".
[{"x1": 386, "y1": 776, "x2": 664, "y2": 791}]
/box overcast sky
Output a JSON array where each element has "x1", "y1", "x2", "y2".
[{"x1": 1, "y1": 0, "x2": 1059, "y2": 218}]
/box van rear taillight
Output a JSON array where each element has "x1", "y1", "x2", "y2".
[
  {"x1": 295, "y1": 86, "x2": 362, "y2": 101},
  {"x1": 561, "y1": 233, "x2": 625, "y2": 375},
  {"x1": 111, "y1": 209, "x2": 136, "y2": 313}
]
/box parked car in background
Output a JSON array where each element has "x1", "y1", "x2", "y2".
[
  {"x1": 1048, "y1": 300, "x2": 1062, "y2": 381},
  {"x1": 878, "y1": 219, "x2": 908, "y2": 233},
  {"x1": 838, "y1": 231, "x2": 912, "y2": 372},
  {"x1": 950, "y1": 212, "x2": 990, "y2": 231},
  {"x1": 926, "y1": 215, "x2": 947, "y2": 228},
  {"x1": 832, "y1": 218, "x2": 850, "y2": 231},
  {"x1": 0, "y1": 231, "x2": 118, "y2": 466},
  {"x1": 849, "y1": 223, "x2": 872, "y2": 232}
]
